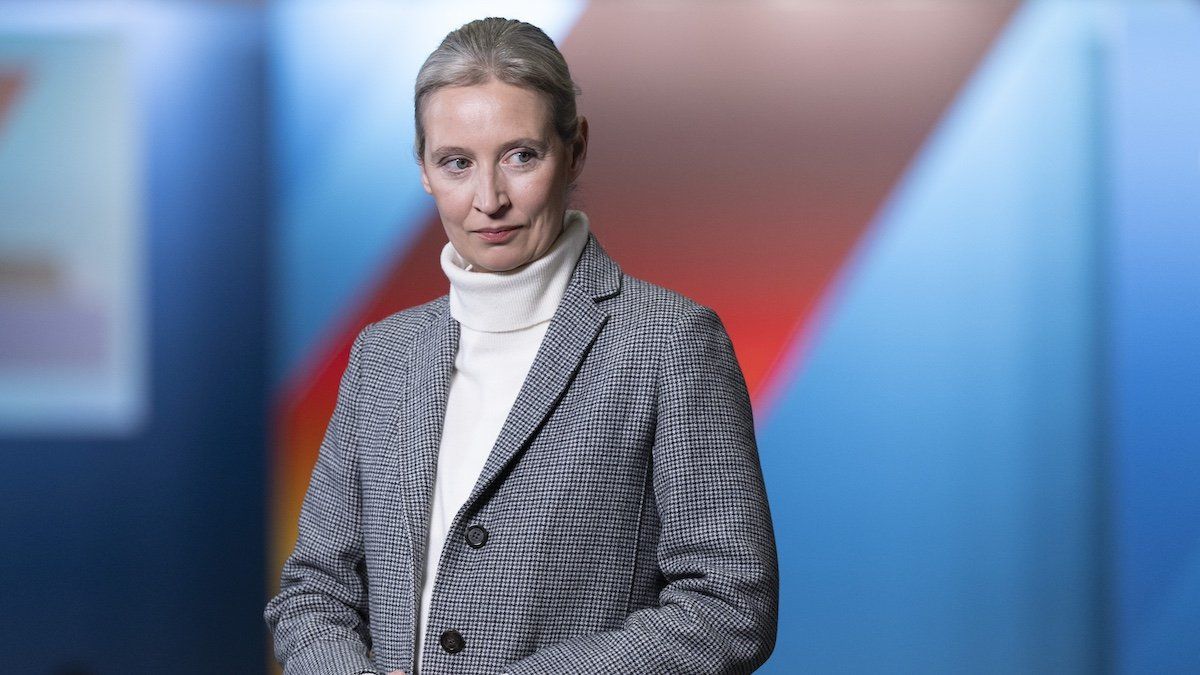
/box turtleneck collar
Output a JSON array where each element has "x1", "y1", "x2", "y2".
[{"x1": 440, "y1": 210, "x2": 590, "y2": 333}]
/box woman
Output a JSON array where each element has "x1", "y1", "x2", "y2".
[{"x1": 266, "y1": 17, "x2": 778, "y2": 675}]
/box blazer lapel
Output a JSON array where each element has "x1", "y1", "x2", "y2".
[
  {"x1": 463, "y1": 234, "x2": 623, "y2": 510},
  {"x1": 394, "y1": 305, "x2": 459, "y2": 571}
]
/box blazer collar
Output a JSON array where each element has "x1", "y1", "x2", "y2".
[
  {"x1": 571, "y1": 232, "x2": 624, "y2": 302},
  {"x1": 394, "y1": 298, "x2": 457, "y2": 573},
  {"x1": 393, "y1": 233, "x2": 623, "y2": 567},
  {"x1": 466, "y1": 233, "x2": 620, "y2": 504}
]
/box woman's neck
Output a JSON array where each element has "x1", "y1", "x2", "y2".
[{"x1": 440, "y1": 210, "x2": 590, "y2": 332}]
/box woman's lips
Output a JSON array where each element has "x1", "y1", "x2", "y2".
[{"x1": 473, "y1": 225, "x2": 521, "y2": 243}]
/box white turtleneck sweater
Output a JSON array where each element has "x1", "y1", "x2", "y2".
[{"x1": 415, "y1": 210, "x2": 590, "y2": 671}]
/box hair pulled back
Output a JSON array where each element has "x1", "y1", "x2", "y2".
[{"x1": 414, "y1": 17, "x2": 581, "y2": 160}]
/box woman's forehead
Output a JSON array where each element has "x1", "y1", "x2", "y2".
[{"x1": 423, "y1": 80, "x2": 554, "y2": 149}]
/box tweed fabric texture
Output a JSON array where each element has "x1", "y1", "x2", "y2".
[{"x1": 265, "y1": 233, "x2": 779, "y2": 674}]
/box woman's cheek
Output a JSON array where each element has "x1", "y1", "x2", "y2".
[{"x1": 444, "y1": 180, "x2": 475, "y2": 219}]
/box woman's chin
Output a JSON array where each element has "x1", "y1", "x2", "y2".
[{"x1": 472, "y1": 250, "x2": 535, "y2": 273}]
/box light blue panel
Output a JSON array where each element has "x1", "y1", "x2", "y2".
[
  {"x1": 759, "y1": 1, "x2": 1103, "y2": 671},
  {"x1": 270, "y1": 1, "x2": 586, "y2": 380},
  {"x1": 0, "y1": 33, "x2": 144, "y2": 434},
  {"x1": 1108, "y1": 2, "x2": 1200, "y2": 673}
]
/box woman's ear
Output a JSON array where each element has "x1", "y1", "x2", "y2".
[
  {"x1": 418, "y1": 159, "x2": 433, "y2": 195},
  {"x1": 568, "y1": 116, "x2": 589, "y2": 182}
]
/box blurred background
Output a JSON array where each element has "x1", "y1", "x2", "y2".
[{"x1": 0, "y1": 0, "x2": 1196, "y2": 672}]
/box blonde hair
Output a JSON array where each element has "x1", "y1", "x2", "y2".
[{"x1": 414, "y1": 17, "x2": 581, "y2": 160}]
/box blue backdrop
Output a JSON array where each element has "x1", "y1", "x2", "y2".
[{"x1": 0, "y1": 1, "x2": 1196, "y2": 673}]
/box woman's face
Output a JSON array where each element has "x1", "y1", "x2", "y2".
[{"x1": 419, "y1": 79, "x2": 587, "y2": 273}]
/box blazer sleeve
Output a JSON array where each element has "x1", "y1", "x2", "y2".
[
  {"x1": 505, "y1": 306, "x2": 780, "y2": 674},
  {"x1": 264, "y1": 327, "x2": 377, "y2": 675}
]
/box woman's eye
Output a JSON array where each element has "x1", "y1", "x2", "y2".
[
  {"x1": 511, "y1": 150, "x2": 536, "y2": 165},
  {"x1": 443, "y1": 157, "x2": 470, "y2": 172}
]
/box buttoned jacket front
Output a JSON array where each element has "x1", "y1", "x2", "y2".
[{"x1": 266, "y1": 234, "x2": 779, "y2": 675}]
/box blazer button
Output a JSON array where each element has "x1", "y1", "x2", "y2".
[
  {"x1": 440, "y1": 629, "x2": 465, "y2": 654},
  {"x1": 465, "y1": 524, "x2": 489, "y2": 549}
]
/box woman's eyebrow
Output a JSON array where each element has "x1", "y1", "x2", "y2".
[
  {"x1": 504, "y1": 138, "x2": 549, "y2": 153},
  {"x1": 431, "y1": 139, "x2": 549, "y2": 159},
  {"x1": 431, "y1": 145, "x2": 470, "y2": 159}
]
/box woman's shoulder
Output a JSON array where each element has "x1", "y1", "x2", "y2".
[
  {"x1": 610, "y1": 273, "x2": 727, "y2": 335},
  {"x1": 576, "y1": 231, "x2": 725, "y2": 334},
  {"x1": 353, "y1": 295, "x2": 450, "y2": 355}
]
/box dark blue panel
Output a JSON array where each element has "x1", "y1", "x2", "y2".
[{"x1": 0, "y1": 5, "x2": 268, "y2": 672}]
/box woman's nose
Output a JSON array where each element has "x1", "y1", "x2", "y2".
[{"x1": 473, "y1": 167, "x2": 510, "y2": 215}]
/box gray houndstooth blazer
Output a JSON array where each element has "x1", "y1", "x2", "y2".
[{"x1": 265, "y1": 233, "x2": 779, "y2": 674}]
